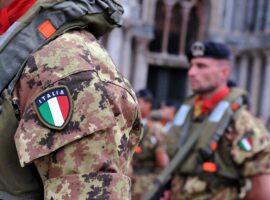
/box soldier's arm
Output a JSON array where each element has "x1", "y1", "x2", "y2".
[
  {"x1": 155, "y1": 147, "x2": 169, "y2": 168},
  {"x1": 245, "y1": 174, "x2": 270, "y2": 200},
  {"x1": 33, "y1": 123, "x2": 142, "y2": 200},
  {"x1": 13, "y1": 32, "x2": 143, "y2": 199},
  {"x1": 231, "y1": 109, "x2": 270, "y2": 200},
  {"x1": 16, "y1": 72, "x2": 141, "y2": 199},
  {"x1": 151, "y1": 123, "x2": 170, "y2": 168}
]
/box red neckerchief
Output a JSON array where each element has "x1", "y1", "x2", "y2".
[
  {"x1": 141, "y1": 113, "x2": 148, "y2": 119},
  {"x1": 194, "y1": 87, "x2": 229, "y2": 117},
  {"x1": 160, "y1": 118, "x2": 168, "y2": 126},
  {"x1": 0, "y1": 0, "x2": 36, "y2": 35}
]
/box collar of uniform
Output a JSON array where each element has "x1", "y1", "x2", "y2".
[
  {"x1": 0, "y1": 0, "x2": 36, "y2": 35},
  {"x1": 194, "y1": 86, "x2": 229, "y2": 117}
]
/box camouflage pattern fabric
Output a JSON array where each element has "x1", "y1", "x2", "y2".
[
  {"x1": 131, "y1": 120, "x2": 166, "y2": 199},
  {"x1": 132, "y1": 173, "x2": 158, "y2": 200},
  {"x1": 168, "y1": 109, "x2": 270, "y2": 200},
  {"x1": 12, "y1": 30, "x2": 142, "y2": 200}
]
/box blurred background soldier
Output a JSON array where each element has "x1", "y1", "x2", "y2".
[
  {"x1": 131, "y1": 89, "x2": 169, "y2": 200},
  {"x1": 0, "y1": 0, "x2": 142, "y2": 199},
  {"x1": 165, "y1": 41, "x2": 270, "y2": 200},
  {"x1": 136, "y1": 89, "x2": 154, "y2": 121},
  {"x1": 150, "y1": 100, "x2": 178, "y2": 134}
]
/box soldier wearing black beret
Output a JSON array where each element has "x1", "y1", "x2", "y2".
[
  {"x1": 187, "y1": 41, "x2": 232, "y2": 61},
  {"x1": 158, "y1": 40, "x2": 270, "y2": 200}
]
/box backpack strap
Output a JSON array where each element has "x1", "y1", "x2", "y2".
[{"x1": 0, "y1": 0, "x2": 123, "y2": 96}]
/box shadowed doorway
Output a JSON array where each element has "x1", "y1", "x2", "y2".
[{"x1": 147, "y1": 65, "x2": 188, "y2": 108}]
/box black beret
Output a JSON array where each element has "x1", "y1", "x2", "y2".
[
  {"x1": 187, "y1": 41, "x2": 231, "y2": 61},
  {"x1": 136, "y1": 89, "x2": 153, "y2": 102}
]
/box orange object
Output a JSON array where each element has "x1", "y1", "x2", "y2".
[
  {"x1": 202, "y1": 162, "x2": 217, "y2": 172},
  {"x1": 135, "y1": 146, "x2": 142, "y2": 154},
  {"x1": 232, "y1": 103, "x2": 239, "y2": 112},
  {"x1": 210, "y1": 142, "x2": 218, "y2": 151},
  {"x1": 38, "y1": 20, "x2": 56, "y2": 39}
]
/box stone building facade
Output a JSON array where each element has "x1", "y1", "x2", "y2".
[{"x1": 104, "y1": 0, "x2": 270, "y2": 122}]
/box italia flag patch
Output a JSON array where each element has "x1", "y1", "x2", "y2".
[
  {"x1": 33, "y1": 86, "x2": 73, "y2": 130},
  {"x1": 238, "y1": 136, "x2": 253, "y2": 152}
]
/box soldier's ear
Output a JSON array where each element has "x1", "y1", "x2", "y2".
[
  {"x1": 220, "y1": 60, "x2": 231, "y2": 79},
  {"x1": 224, "y1": 65, "x2": 230, "y2": 78}
]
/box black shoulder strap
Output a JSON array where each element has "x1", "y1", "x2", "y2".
[{"x1": 0, "y1": 0, "x2": 123, "y2": 96}]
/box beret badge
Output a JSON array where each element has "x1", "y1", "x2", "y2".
[{"x1": 191, "y1": 41, "x2": 205, "y2": 57}]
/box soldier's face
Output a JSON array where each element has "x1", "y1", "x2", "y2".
[
  {"x1": 160, "y1": 106, "x2": 176, "y2": 121},
  {"x1": 138, "y1": 98, "x2": 152, "y2": 118},
  {"x1": 188, "y1": 57, "x2": 230, "y2": 95}
]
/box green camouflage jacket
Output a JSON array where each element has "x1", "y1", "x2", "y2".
[
  {"x1": 167, "y1": 106, "x2": 270, "y2": 200},
  {"x1": 12, "y1": 29, "x2": 142, "y2": 200},
  {"x1": 132, "y1": 118, "x2": 166, "y2": 199}
]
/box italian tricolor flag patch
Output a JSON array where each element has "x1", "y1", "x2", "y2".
[
  {"x1": 33, "y1": 86, "x2": 73, "y2": 130},
  {"x1": 238, "y1": 136, "x2": 253, "y2": 152}
]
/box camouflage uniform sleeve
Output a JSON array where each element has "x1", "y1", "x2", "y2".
[
  {"x1": 13, "y1": 30, "x2": 143, "y2": 200},
  {"x1": 149, "y1": 122, "x2": 166, "y2": 149},
  {"x1": 231, "y1": 109, "x2": 270, "y2": 176}
]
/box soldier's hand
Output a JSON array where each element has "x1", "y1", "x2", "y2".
[
  {"x1": 244, "y1": 175, "x2": 270, "y2": 200},
  {"x1": 159, "y1": 190, "x2": 171, "y2": 200}
]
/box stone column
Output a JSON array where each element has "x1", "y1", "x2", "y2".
[
  {"x1": 196, "y1": 0, "x2": 207, "y2": 40},
  {"x1": 223, "y1": 0, "x2": 234, "y2": 32},
  {"x1": 142, "y1": 0, "x2": 157, "y2": 25},
  {"x1": 265, "y1": 0, "x2": 270, "y2": 32},
  {"x1": 179, "y1": 1, "x2": 193, "y2": 54},
  {"x1": 132, "y1": 37, "x2": 149, "y2": 91},
  {"x1": 250, "y1": 53, "x2": 262, "y2": 115},
  {"x1": 161, "y1": 2, "x2": 174, "y2": 54},
  {"x1": 261, "y1": 50, "x2": 270, "y2": 120},
  {"x1": 255, "y1": 0, "x2": 265, "y2": 32},
  {"x1": 229, "y1": 55, "x2": 236, "y2": 81},
  {"x1": 238, "y1": 54, "x2": 249, "y2": 89},
  {"x1": 244, "y1": 0, "x2": 255, "y2": 32},
  {"x1": 106, "y1": 28, "x2": 124, "y2": 71},
  {"x1": 209, "y1": 0, "x2": 223, "y2": 34},
  {"x1": 231, "y1": 0, "x2": 245, "y2": 32},
  {"x1": 142, "y1": 0, "x2": 151, "y2": 23},
  {"x1": 120, "y1": 28, "x2": 133, "y2": 81}
]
